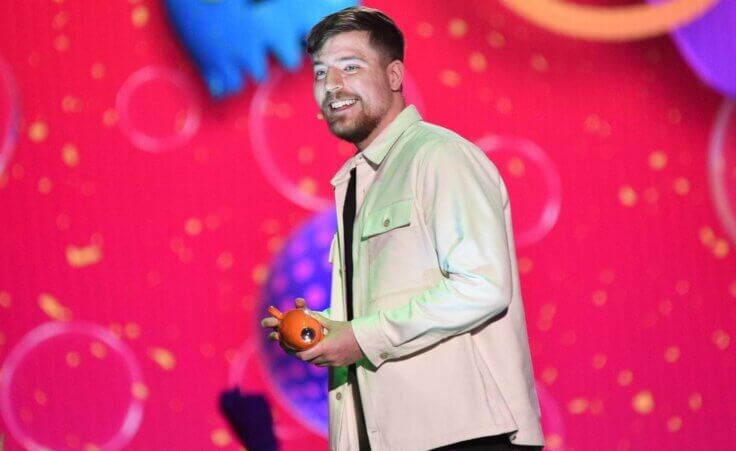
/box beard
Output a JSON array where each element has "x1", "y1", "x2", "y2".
[{"x1": 325, "y1": 101, "x2": 382, "y2": 145}]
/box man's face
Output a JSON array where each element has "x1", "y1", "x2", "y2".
[{"x1": 312, "y1": 31, "x2": 393, "y2": 145}]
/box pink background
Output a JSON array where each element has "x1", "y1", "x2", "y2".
[{"x1": 1, "y1": 1, "x2": 735, "y2": 450}]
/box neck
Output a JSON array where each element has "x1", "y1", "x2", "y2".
[{"x1": 355, "y1": 96, "x2": 406, "y2": 151}]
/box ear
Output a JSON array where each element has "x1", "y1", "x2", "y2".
[{"x1": 386, "y1": 59, "x2": 405, "y2": 92}]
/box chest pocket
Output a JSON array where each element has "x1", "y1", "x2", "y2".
[{"x1": 361, "y1": 198, "x2": 413, "y2": 239}]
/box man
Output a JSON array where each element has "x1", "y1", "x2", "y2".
[{"x1": 261, "y1": 7, "x2": 544, "y2": 451}]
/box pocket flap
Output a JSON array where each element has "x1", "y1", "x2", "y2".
[
  {"x1": 327, "y1": 233, "x2": 337, "y2": 264},
  {"x1": 361, "y1": 199, "x2": 413, "y2": 239}
]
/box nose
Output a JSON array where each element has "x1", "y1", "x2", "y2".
[{"x1": 325, "y1": 68, "x2": 343, "y2": 94}]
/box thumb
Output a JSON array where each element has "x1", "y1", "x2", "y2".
[{"x1": 308, "y1": 312, "x2": 333, "y2": 329}]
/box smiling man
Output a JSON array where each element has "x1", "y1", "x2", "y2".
[{"x1": 261, "y1": 7, "x2": 544, "y2": 451}]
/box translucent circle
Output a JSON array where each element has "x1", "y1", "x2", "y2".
[
  {"x1": 476, "y1": 135, "x2": 562, "y2": 247},
  {"x1": 0, "y1": 55, "x2": 20, "y2": 175},
  {"x1": 249, "y1": 66, "x2": 425, "y2": 211},
  {"x1": 708, "y1": 99, "x2": 736, "y2": 245},
  {"x1": 116, "y1": 66, "x2": 201, "y2": 152},
  {"x1": 0, "y1": 321, "x2": 145, "y2": 451}
]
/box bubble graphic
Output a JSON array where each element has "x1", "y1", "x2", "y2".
[
  {"x1": 0, "y1": 321, "x2": 145, "y2": 451},
  {"x1": 249, "y1": 66, "x2": 424, "y2": 211},
  {"x1": 0, "y1": 55, "x2": 20, "y2": 175},
  {"x1": 255, "y1": 209, "x2": 336, "y2": 437},
  {"x1": 476, "y1": 135, "x2": 562, "y2": 247},
  {"x1": 116, "y1": 65, "x2": 201, "y2": 152},
  {"x1": 708, "y1": 99, "x2": 736, "y2": 245}
]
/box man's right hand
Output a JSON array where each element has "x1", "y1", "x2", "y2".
[{"x1": 260, "y1": 298, "x2": 307, "y2": 355}]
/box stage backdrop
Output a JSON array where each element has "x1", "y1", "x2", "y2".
[{"x1": 1, "y1": 1, "x2": 735, "y2": 450}]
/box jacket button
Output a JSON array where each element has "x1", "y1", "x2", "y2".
[
  {"x1": 383, "y1": 218, "x2": 390, "y2": 227},
  {"x1": 336, "y1": 392, "x2": 342, "y2": 400},
  {"x1": 380, "y1": 352, "x2": 389, "y2": 359}
]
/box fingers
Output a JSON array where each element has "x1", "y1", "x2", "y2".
[
  {"x1": 268, "y1": 331, "x2": 280, "y2": 342},
  {"x1": 261, "y1": 317, "x2": 279, "y2": 328},
  {"x1": 294, "y1": 297, "x2": 306, "y2": 309}
]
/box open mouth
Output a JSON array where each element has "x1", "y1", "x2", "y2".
[{"x1": 328, "y1": 98, "x2": 358, "y2": 113}]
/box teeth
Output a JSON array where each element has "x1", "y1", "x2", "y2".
[{"x1": 330, "y1": 99, "x2": 357, "y2": 109}]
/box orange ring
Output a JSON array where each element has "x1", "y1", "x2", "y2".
[{"x1": 499, "y1": 0, "x2": 720, "y2": 41}]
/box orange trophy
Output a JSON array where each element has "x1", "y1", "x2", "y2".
[{"x1": 268, "y1": 298, "x2": 324, "y2": 351}]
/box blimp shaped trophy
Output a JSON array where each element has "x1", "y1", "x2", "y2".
[{"x1": 268, "y1": 298, "x2": 324, "y2": 351}]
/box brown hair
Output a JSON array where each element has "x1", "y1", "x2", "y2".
[{"x1": 306, "y1": 6, "x2": 404, "y2": 64}]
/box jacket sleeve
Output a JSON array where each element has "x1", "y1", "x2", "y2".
[{"x1": 351, "y1": 141, "x2": 514, "y2": 368}]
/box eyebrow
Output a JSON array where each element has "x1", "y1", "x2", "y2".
[{"x1": 312, "y1": 56, "x2": 368, "y2": 66}]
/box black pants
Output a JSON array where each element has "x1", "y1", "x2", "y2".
[{"x1": 430, "y1": 434, "x2": 544, "y2": 451}]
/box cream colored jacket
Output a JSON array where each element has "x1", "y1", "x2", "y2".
[{"x1": 323, "y1": 106, "x2": 544, "y2": 451}]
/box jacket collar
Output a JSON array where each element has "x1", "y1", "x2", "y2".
[{"x1": 330, "y1": 105, "x2": 422, "y2": 187}]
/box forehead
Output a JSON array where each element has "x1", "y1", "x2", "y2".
[{"x1": 312, "y1": 30, "x2": 380, "y2": 64}]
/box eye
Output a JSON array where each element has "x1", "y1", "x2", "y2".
[
  {"x1": 344, "y1": 64, "x2": 359, "y2": 73},
  {"x1": 314, "y1": 69, "x2": 326, "y2": 80}
]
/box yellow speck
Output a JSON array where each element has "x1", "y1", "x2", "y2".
[
  {"x1": 568, "y1": 397, "x2": 589, "y2": 415},
  {"x1": 591, "y1": 353, "x2": 607, "y2": 370},
  {"x1": 125, "y1": 323, "x2": 141, "y2": 339},
  {"x1": 131, "y1": 382, "x2": 149, "y2": 400},
  {"x1": 632, "y1": 390, "x2": 655, "y2": 414},
  {"x1": 29, "y1": 121, "x2": 49, "y2": 143},
  {"x1": 298, "y1": 177, "x2": 317, "y2": 195},
  {"x1": 545, "y1": 433, "x2": 563, "y2": 449},
  {"x1": 252, "y1": 264, "x2": 269, "y2": 285},
  {"x1": 649, "y1": 150, "x2": 668, "y2": 170},
  {"x1": 617, "y1": 369, "x2": 633, "y2": 386},
  {"x1": 66, "y1": 242, "x2": 103, "y2": 268},
  {"x1": 91, "y1": 62, "x2": 106, "y2": 80},
  {"x1": 66, "y1": 351, "x2": 81, "y2": 368},
  {"x1": 416, "y1": 22, "x2": 434, "y2": 38},
  {"x1": 102, "y1": 109, "x2": 119, "y2": 127},
  {"x1": 62, "y1": 95, "x2": 83, "y2": 113},
  {"x1": 688, "y1": 393, "x2": 702, "y2": 411},
  {"x1": 211, "y1": 428, "x2": 232, "y2": 447},
  {"x1": 34, "y1": 389, "x2": 48, "y2": 406},
  {"x1": 619, "y1": 186, "x2": 637, "y2": 207},
  {"x1": 39, "y1": 293, "x2": 72, "y2": 321},
  {"x1": 185, "y1": 218, "x2": 202, "y2": 236},
  {"x1": 664, "y1": 346, "x2": 680, "y2": 363},
  {"x1": 267, "y1": 236, "x2": 284, "y2": 254},
  {"x1": 217, "y1": 252, "x2": 234, "y2": 270},
  {"x1": 297, "y1": 146, "x2": 314, "y2": 164},
  {"x1": 667, "y1": 415, "x2": 682, "y2": 432},
  {"x1": 38, "y1": 177, "x2": 53, "y2": 194},
  {"x1": 148, "y1": 347, "x2": 176, "y2": 370},
  {"x1": 507, "y1": 157, "x2": 525, "y2": 177},
  {"x1": 487, "y1": 31, "x2": 505, "y2": 48},
  {"x1": 62, "y1": 143, "x2": 79, "y2": 167},
  {"x1": 89, "y1": 341, "x2": 107, "y2": 359},
  {"x1": 448, "y1": 18, "x2": 468, "y2": 38},
  {"x1": 440, "y1": 69, "x2": 461, "y2": 87},
  {"x1": 0, "y1": 291, "x2": 11, "y2": 308},
  {"x1": 592, "y1": 289, "x2": 607, "y2": 307},
  {"x1": 673, "y1": 177, "x2": 690, "y2": 196},
  {"x1": 712, "y1": 239, "x2": 729, "y2": 259},
  {"x1": 469, "y1": 52, "x2": 486, "y2": 72},
  {"x1": 530, "y1": 54, "x2": 549, "y2": 72},
  {"x1": 131, "y1": 5, "x2": 150, "y2": 27},
  {"x1": 54, "y1": 35, "x2": 70, "y2": 52},
  {"x1": 712, "y1": 329, "x2": 730, "y2": 350},
  {"x1": 274, "y1": 102, "x2": 292, "y2": 119},
  {"x1": 541, "y1": 366, "x2": 557, "y2": 385},
  {"x1": 699, "y1": 226, "x2": 715, "y2": 247},
  {"x1": 109, "y1": 323, "x2": 123, "y2": 338}
]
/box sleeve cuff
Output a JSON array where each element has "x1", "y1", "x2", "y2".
[{"x1": 351, "y1": 313, "x2": 393, "y2": 368}]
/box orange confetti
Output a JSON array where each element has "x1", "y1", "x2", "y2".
[
  {"x1": 416, "y1": 22, "x2": 434, "y2": 38},
  {"x1": 712, "y1": 239, "x2": 730, "y2": 258},
  {"x1": 252, "y1": 264, "x2": 269, "y2": 285},
  {"x1": 0, "y1": 291, "x2": 11, "y2": 308},
  {"x1": 440, "y1": 69, "x2": 461, "y2": 87},
  {"x1": 66, "y1": 351, "x2": 81, "y2": 368},
  {"x1": 541, "y1": 366, "x2": 558, "y2": 385},
  {"x1": 34, "y1": 389, "x2": 48, "y2": 406},
  {"x1": 29, "y1": 121, "x2": 49, "y2": 142},
  {"x1": 688, "y1": 393, "x2": 703, "y2": 411},
  {"x1": 592, "y1": 289, "x2": 607, "y2": 307},
  {"x1": 507, "y1": 157, "x2": 526, "y2": 177},
  {"x1": 89, "y1": 341, "x2": 107, "y2": 359},
  {"x1": 632, "y1": 390, "x2": 655, "y2": 414},
  {"x1": 568, "y1": 397, "x2": 589, "y2": 415},
  {"x1": 469, "y1": 52, "x2": 487, "y2": 72},
  {"x1": 664, "y1": 346, "x2": 680, "y2": 363},
  {"x1": 62, "y1": 143, "x2": 79, "y2": 167},
  {"x1": 673, "y1": 177, "x2": 690, "y2": 195},
  {"x1": 530, "y1": 54, "x2": 549, "y2": 72},
  {"x1": 148, "y1": 347, "x2": 176, "y2": 370},
  {"x1": 211, "y1": 428, "x2": 232, "y2": 447},
  {"x1": 712, "y1": 329, "x2": 730, "y2": 350},
  {"x1": 649, "y1": 150, "x2": 668, "y2": 170},
  {"x1": 131, "y1": 5, "x2": 150, "y2": 27},
  {"x1": 62, "y1": 95, "x2": 83, "y2": 113},
  {"x1": 617, "y1": 369, "x2": 633, "y2": 386},
  {"x1": 591, "y1": 353, "x2": 607, "y2": 370},
  {"x1": 131, "y1": 382, "x2": 149, "y2": 400},
  {"x1": 448, "y1": 18, "x2": 468, "y2": 37},
  {"x1": 298, "y1": 177, "x2": 317, "y2": 195},
  {"x1": 518, "y1": 256, "x2": 533, "y2": 274},
  {"x1": 217, "y1": 252, "x2": 234, "y2": 270},
  {"x1": 667, "y1": 416, "x2": 683, "y2": 432},
  {"x1": 66, "y1": 243, "x2": 103, "y2": 268},
  {"x1": 91, "y1": 62, "x2": 106, "y2": 80},
  {"x1": 38, "y1": 177, "x2": 53, "y2": 194},
  {"x1": 185, "y1": 218, "x2": 202, "y2": 236},
  {"x1": 487, "y1": 30, "x2": 506, "y2": 48},
  {"x1": 730, "y1": 281, "x2": 736, "y2": 298},
  {"x1": 125, "y1": 323, "x2": 141, "y2": 339},
  {"x1": 619, "y1": 185, "x2": 638, "y2": 207},
  {"x1": 102, "y1": 108, "x2": 118, "y2": 127},
  {"x1": 297, "y1": 146, "x2": 315, "y2": 164},
  {"x1": 545, "y1": 433, "x2": 563, "y2": 449},
  {"x1": 39, "y1": 293, "x2": 72, "y2": 321},
  {"x1": 496, "y1": 97, "x2": 513, "y2": 114}
]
